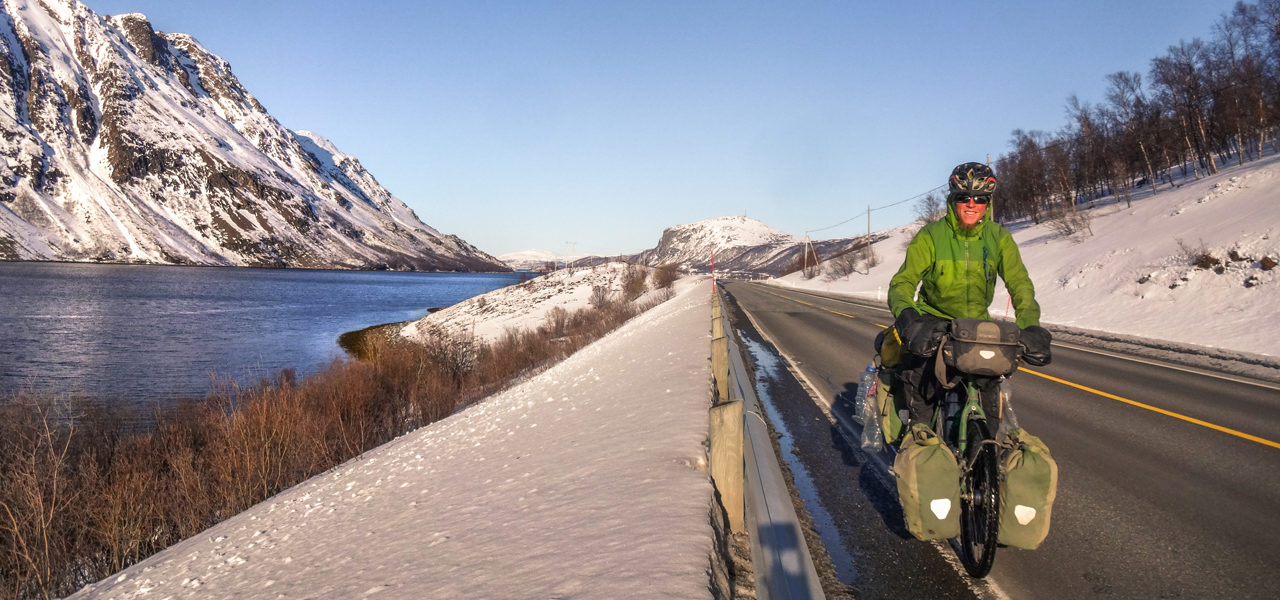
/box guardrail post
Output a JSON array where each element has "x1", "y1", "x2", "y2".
[
  {"x1": 712, "y1": 336, "x2": 729, "y2": 402},
  {"x1": 709, "y1": 398, "x2": 743, "y2": 533},
  {"x1": 709, "y1": 291, "x2": 743, "y2": 532},
  {"x1": 711, "y1": 295, "x2": 729, "y2": 402}
]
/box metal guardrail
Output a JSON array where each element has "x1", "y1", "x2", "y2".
[{"x1": 711, "y1": 288, "x2": 825, "y2": 600}]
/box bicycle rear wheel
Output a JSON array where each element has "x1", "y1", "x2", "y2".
[{"x1": 959, "y1": 419, "x2": 1000, "y2": 578}]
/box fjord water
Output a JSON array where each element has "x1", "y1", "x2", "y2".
[{"x1": 0, "y1": 263, "x2": 523, "y2": 404}]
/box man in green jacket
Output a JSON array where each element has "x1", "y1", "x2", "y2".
[{"x1": 888, "y1": 162, "x2": 1052, "y2": 427}]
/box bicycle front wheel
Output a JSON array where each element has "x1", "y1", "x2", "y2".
[{"x1": 959, "y1": 420, "x2": 1000, "y2": 578}]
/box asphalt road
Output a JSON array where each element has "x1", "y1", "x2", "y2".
[{"x1": 721, "y1": 280, "x2": 1280, "y2": 600}]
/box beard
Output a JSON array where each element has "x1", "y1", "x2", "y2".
[{"x1": 956, "y1": 217, "x2": 982, "y2": 233}]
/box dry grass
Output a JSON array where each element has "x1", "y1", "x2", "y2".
[{"x1": 0, "y1": 281, "x2": 678, "y2": 599}]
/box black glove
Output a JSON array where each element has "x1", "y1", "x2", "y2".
[
  {"x1": 1020, "y1": 325, "x2": 1052, "y2": 366},
  {"x1": 895, "y1": 308, "x2": 949, "y2": 357}
]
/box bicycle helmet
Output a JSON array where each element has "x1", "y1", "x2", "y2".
[{"x1": 948, "y1": 162, "x2": 998, "y2": 197}]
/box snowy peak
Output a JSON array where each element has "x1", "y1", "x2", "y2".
[
  {"x1": 663, "y1": 215, "x2": 797, "y2": 250},
  {"x1": 642, "y1": 216, "x2": 796, "y2": 268},
  {"x1": 497, "y1": 249, "x2": 587, "y2": 271},
  {"x1": 0, "y1": 1, "x2": 506, "y2": 271},
  {"x1": 636, "y1": 215, "x2": 874, "y2": 276}
]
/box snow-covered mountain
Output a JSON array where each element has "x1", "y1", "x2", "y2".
[
  {"x1": 0, "y1": 0, "x2": 507, "y2": 271},
  {"x1": 634, "y1": 215, "x2": 879, "y2": 276},
  {"x1": 497, "y1": 249, "x2": 586, "y2": 271},
  {"x1": 504, "y1": 216, "x2": 876, "y2": 276}
]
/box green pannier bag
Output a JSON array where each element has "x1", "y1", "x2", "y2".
[
  {"x1": 998, "y1": 428, "x2": 1059, "y2": 549},
  {"x1": 894, "y1": 425, "x2": 961, "y2": 541},
  {"x1": 876, "y1": 368, "x2": 906, "y2": 446}
]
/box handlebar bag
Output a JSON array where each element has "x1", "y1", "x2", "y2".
[{"x1": 943, "y1": 318, "x2": 1020, "y2": 377}]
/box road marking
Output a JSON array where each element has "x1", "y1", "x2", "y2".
[
  {"x1": 758, "y1": 287, "x2": 863, "y2": 320},
  {"x1": 1018, "y1": 368, "x2": 1280, "y2": 450},
  {"x1": 754, "y1": 283, "x2": 1280, "y2": 451}
]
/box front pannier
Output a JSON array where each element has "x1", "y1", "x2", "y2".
[
  {"x1": 894, "y1": 425, "x2": 961, "y2": 540},
  {"x1": 998, "y1": 428, "x2": 1059, "y2": 549},
  {"x1": 943, "y1": 318, "x2": 1020, "y2": 377}
]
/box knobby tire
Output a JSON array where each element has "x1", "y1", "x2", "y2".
[{"x1": 959, "y1": 420, "x2": 1000, "y2": 578}]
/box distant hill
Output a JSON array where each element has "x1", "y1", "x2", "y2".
[{"x1": 506, "y1": 216, "x2": 877, "y2": 277}]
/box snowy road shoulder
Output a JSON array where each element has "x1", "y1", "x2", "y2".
[{"x1": 73, "y1": 280, "x2": 718, "y2": 599}]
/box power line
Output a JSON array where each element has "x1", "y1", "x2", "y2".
[{"x1": 807, "y1": 183, "x2": 947, "y2": 235}]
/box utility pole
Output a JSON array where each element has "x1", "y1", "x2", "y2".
[
  {"x1": 564, "y1": 241, "x2": 576, "y2": 270},
  {"x1": 865, "y1": 204, "x2": 873, "y2": 267}
]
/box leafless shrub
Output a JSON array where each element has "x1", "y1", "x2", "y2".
[
  {"x1": 862, "y1": 243, "x2": 879, "y2": 269},
  {"x1": 915, "y1": 193, "x2": 946, "y2": 223},
  {"x1": 589, "y1": 285, "x2": 613, "y2": 309},
  {"x1": 900, "y1": 193, "x2": 947, "y2": 250},
  {"x1": 622, "y1": 264, "x2": 648, "y2": 301},
  {"x1": 1176, "y1": 238, "x2": 1219, "y2": 269},
  {"x1": 652, "y1": 263, "x2": 679, "y2": 289},
  {"x1": 1046, "y1": 207, "x2": 1094, "y2": 238},
  {"x1": 544, "y1": 306, "x2": 570, "y2": 337},
  {"x1": 0, "y1": 284, "x2": 672, "y2": 599},
  {"x1": 826, "y1": 250, "x2": 860, "y2": 278}
]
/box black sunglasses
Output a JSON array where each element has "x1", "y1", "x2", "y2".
[{"x1": 953, "y1": 195, "x2": 990, "y2": 205}]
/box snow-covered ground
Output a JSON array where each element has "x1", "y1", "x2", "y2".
[
  {"x1": 773, "y1": 154, "x2": 1280, "y2": 359},
  {"x1": 72, "y1": 276, "x2": 721, "y2": 599},
  {"x1": 69, "y1": 155, "x2": 1280, "y2": 598},
  {"x1": 398, "y1": 262, "x2": 677, "y2": 344}
]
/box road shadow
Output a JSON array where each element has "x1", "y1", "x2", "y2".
[{"x1": 832, "y1": 381, "x2": 914, "y2": 540}]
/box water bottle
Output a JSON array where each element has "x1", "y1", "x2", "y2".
[
  {"x1": 858, "y1": 364, "x2": 884, "y2": 451},
  {"x1": 855, "y1": 364, "x2": 876, "y2": 423}
]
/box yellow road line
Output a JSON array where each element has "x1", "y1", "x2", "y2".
[
  {"x1": 759, "y1": 285, "x2": 1280, "y2": 450},
  {"x1": 760, "y1": 287, "x2": 862, "y2": 320},
  {"x1": 1018, "y1": 368, "x2": 1280, "y2": 449}
]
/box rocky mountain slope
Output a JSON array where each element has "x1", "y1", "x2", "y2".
[
  {"x1": 0, "y1": 0, "x2": 506, "y2": 271},
  {"x1": 630, "y1": 215, "x2": 878, "y2": 276}
]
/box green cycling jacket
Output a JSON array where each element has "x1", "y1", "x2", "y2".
[{"x1": 888, "y1": 203, "x2": 1041, "y2": 329}]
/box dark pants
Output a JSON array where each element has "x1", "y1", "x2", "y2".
[{"x1": 898, "y1": 353, "x2": 1003, "y2": 434}]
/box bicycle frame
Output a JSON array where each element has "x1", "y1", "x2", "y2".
[{"x1": 932, "y1": 378, "x2": 992, "y2": 457}]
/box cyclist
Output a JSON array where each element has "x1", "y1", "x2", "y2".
[{"x1": 887, "y1": 162, "x2": 1052, "y2": 432}]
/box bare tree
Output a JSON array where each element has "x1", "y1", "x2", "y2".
[
  {"x1": 1150, "y1": 39, "x2": 1219, "y2": 176},
  {"x1": 1106, "y1": 71, "x2": 1161, "y2": 194}
]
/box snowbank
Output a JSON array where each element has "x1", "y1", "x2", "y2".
[
  {"x1": 73, "y1": 279, "x2": 720, "y2": 599},
  {"x1": 399, "y1": 263, "x2": 699, "y2": 343},
  {"x1": 772, "y1": 155, "x2": 1280, "y2": 358}
]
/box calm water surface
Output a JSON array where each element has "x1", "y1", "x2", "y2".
[{"x1": 0, "y1": 262, "x2": 523, "y2": 403}]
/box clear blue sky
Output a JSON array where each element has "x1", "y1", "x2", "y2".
[{"x1": 87, "y1": 0, "x2": 1241, "y2": 257}]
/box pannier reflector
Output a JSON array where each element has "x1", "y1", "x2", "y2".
[
  {"x1": 1015, "y1": 505, "x2": 1037, "y2": 525},
  {"x1": 980, "y1": 350, "x2": 995, "y2": 359},
  {"x1": 930, "y1": 498, "x2": 952, "y2": 520}
]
